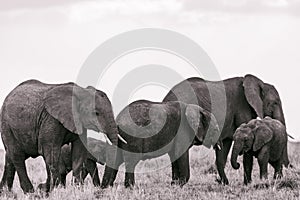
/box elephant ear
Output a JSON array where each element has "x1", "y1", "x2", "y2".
[
  {"x1": 243, "y1": 74, "x2": 264, "y2": 119},
  {"x1": 202, "y1": 112, "x2": 220, "y2": 148},
  {"x1": 253, "y1": 125, "x2": 273, "y2": 152},
  {"x1": 0, "y1": 108, "x2": 2, "y2": 132},
  {"x1": 185, "y1": 104, "x2": 206, "y2": 143},
  {"x1": 44, "y1": 84, "x2": 84, "y2": 135},
  {"x1": 233, "y1": 123, "x2": 246, "y2": 140}
]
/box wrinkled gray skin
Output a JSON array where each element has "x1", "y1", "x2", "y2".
[
  {"x1": 163, "y1": 74, "x2": 290, "y2": 185},
  {"x1": 101, "y1": 100, "x2": 220, "y2": 188},
  {"x1": 231, "y1": 117, "x2": 287, "y2": 184},
  {"x1": 37, "y1": 137, "x2": 107, "y2": 190},
  {"x1": 0, "y1": 80, "x2": 118, "y2": 194}
]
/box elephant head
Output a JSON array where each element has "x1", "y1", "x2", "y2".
[
  {"x1": 185, "y1": 104, "x2": 220, "y2": 148},
  {"x1": 231, "y1": 121, "x2": 273, "y2": 169},
  {"x1": 44, "y1": 84, "x2": 119, "y2": 166},
  {"x1": 243, "y1": 74, "x2": 285, "y2": 125}
]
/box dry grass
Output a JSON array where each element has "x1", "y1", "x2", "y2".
[{"x1": 0, "y1": 144, "x2": 300, "y2": 200}]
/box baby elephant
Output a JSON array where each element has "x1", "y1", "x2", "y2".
[
  {"x1": 101, "y1": 100, "x2": 220, "y2": 188},
  {"x1": 38, "y1": 137, "x2": 107, "y2": 190},
  {"x1": 230, "y1": 117, "x2": 288, "y2": 184}
]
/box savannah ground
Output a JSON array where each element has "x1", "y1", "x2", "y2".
[{"x1": 0, "y1": 143, "x2": 299, "y2": 200}]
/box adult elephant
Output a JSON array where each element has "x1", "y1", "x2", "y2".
[
  {"x1": 0, "y1": 79, "x2": 119, "y2": 193},
  {"x1": 101, "y1": 100, "x2": 220, "y2": 188},
  {"x1": 163, "y1": 74, "x2": 289, "y2": 185}
]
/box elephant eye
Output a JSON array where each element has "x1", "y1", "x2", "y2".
[{"x1": 94, "y1": 112, "x2": 100, "y2": 116}]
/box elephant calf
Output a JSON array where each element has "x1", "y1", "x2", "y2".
[
  {"x1": 230, "y1": 117, "x2": 288, "y2": 184},
  {"x1": 101, "y1": 100, "x2": 220, "y2": 188},
  {"x1": 37, "y1": 137, "x2": 107, "y2": 190}
]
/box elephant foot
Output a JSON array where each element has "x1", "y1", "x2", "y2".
[
  {"x1": 37, "y1": 182, "x2": 49, "y2": 193},
  {"x1": 73, "y1": 176, "x2": 84, "y2": 186},
  {"x1": 124, "y1": 172, "x2": 135, "y2": 189},
  {"x1": 254, "y1": 183, "x2": 269, "y2": 189},
  {"x1": 124, "y1": 181, "x2": 134, "y2": 189},
  {"x1": 100, "y1": 184, "x2": 108, "y2": 189},
  {"x1": 171, "y1": 180, "x2": 178, "y2": 186},
  {"x1": 171, "y1": 177, "x2": 179, "y2": 186},
  {"x1": 124, "y1": 178, "x2": 134, "y2": 189},
  {"x1": 171, "y1": 179, "x2": 187, "y2": 187},
  {"x1": 273, "y1": 173, "x2": 283, "y2": 180},
  {"x1": 94, "y1": 189, "x2": 106, "y2": 199},
  {"x1": 20, "y1": 183, "x2": 34, "y2": 194},
  {"x1": 243, "y1": 179, "x2": 252, "y2": 185},
  {"x1": 260, "y1": 174, "x2": 268, "y2": 180},
  {"x1": 215, "y1": 177, "x2": 229, "y2": 185},
  {"x1": 100, "y1": 178, "x2": 111, "y2": 189},
  {"x1": 243, "y1": 176, "x2": 252, "y2": 185},
  {"x1": 23, "y1": 188, "x2": 34, "y2": 194},
  {"x1": 27, "y1": 192, "x2": 48, "y2": 199}
]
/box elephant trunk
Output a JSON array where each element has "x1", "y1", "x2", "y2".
[
  {"x1": 104, "y1": 116, "x2": 119, "y2": 170},
  {"x1": 103, "y1": 111, "x2": 119, "y2": 145},
  {"x1": 272, "y1": 105, "x2": 286, "y2": 126},
  {"x1": 231, "y1": 142, "x2": 243, "y2": 170}
]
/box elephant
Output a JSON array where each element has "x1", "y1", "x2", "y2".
[
  {"x1": 230, "y1": 117, "x2": 287, "y2": 184},
  {"x1": 101, "y1": 100, "x2": 220, "y2": 188},
  {"x1": 0, "y1": 79, "x2": 120, "y2": 193},
  {"x1": 163, "y1": 74, "x2": 290, "y2": 185}
]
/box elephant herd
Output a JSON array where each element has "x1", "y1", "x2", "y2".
[{"x1": 0, "y1": 74, "x2": 292, "y2": 194}]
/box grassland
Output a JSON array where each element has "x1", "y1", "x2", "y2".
[{"x1": 0, "y1": 143, "x2": 299, "y2": 200}]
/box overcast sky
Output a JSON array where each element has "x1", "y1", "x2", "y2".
[{"x1": 0, "y1": 0, "x2": 300, "y2": 147}]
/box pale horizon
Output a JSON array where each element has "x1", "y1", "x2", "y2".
[{"x1": 1, "y1": 0, "x2": 300, "y2": 149}]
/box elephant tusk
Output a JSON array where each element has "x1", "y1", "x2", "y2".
[
  {"x1": 217, "y1": 144, "x2": 221, "y2": 150},
  {"x1": 118, "y1": 134, "x2": 127, "y2": 144},
  {"x1": 104, "y1": 135, "x2": 112, "y2": 145},
  {"x1": 288, "y1": 134, "x2": 295, "y2": 140},
  {"x1": 256, "y1": 117, "x2": 262, "y2": 120}
]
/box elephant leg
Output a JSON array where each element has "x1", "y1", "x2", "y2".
[
  {"x1": 269, "y1": 160, "x2": 283, "y2": 179},
  {"x1": 1, "y1": 128, "x2": 32, "y2": 193},
  {"x1": 12, "y1": 154, "x2": 34, "y2": 193},
  {"x1": 85, "y1": 159, "x2": 100, "y2": 187},
  {"x1": 101, "y1": 149, "x2": 123, "y2": 188},
  {"x1": 257, "y1": 149, "x2": 269, "y2": 180},
  {"x1": 101, "y1": 166, "x2": 116, "y2": 188},
  {"x1": 0, "y1": 154, "x2": 16, "y2": 192},
  {"x1": 108, "y1": 168, "x2": 119, "y2": 187},
  {"x1": 171, "y1": 161, "x2": 180, "y2": 184},
  {"x1": 243, "y1": 153, "x2": 253, "y2": 185},
  {"x1": 43, "y1": 145, "x2": 62, "y2": 191},
  {"x1": 176, "y1": 151, "x2": 190, "y2": 187},
  {"x1": 0, "y1": 165, "x2": 8, "y2": 192},
  {"x1": 72, "y1": 138, "x2": 87, "y2": 185},
  {"x1": 167, "y1": 151, "x2": 180, "y2": 184},
  {"x1": 215, "y1": 138, "x2": 232, "y2": 185},
  {"x1": 124, "y1": 157, "x2": 139, "y2": 188},
  {"x1": 60, "y1": 173, "x2": 67, "y2": 187},
  {"x1": 80, "y1": 168, "x2": 88, "y2": 184}
]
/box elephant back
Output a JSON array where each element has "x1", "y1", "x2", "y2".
[
  {"x1": 2, "y1": 80, "x2": 54, "y2": 128},
  {"x1": 116, "y1": 100, "x2": 182, "y2": 154}
]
